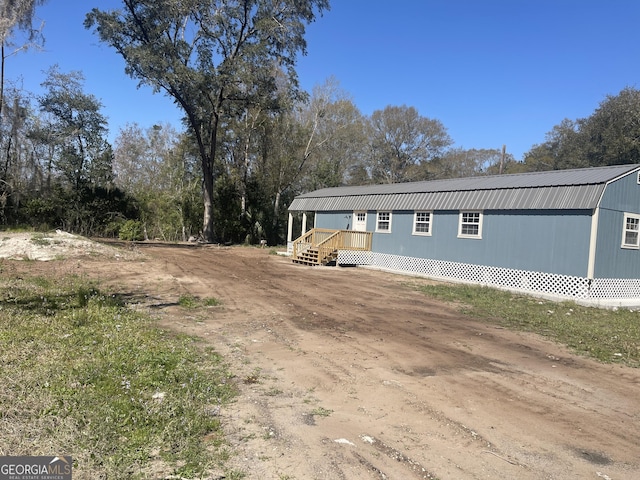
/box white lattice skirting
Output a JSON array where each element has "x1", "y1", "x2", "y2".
[{"x1": 336, "y1": 251, "x2": 640, "y2": 308}]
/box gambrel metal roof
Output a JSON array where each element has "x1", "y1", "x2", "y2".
[{"x1": 289, "y1": 164, "x2": 640, "y2": 212}]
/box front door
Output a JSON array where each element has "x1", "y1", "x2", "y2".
[{"x1": 353, "y1": 211, "x2": 367, "y2": 231}]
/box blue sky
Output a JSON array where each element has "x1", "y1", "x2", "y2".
[{"x1": 7, "y1": 0, "x2": 640, "y2": 161}]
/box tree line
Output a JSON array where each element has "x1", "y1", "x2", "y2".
[{"x1": 1, "y1": 1, "x2": 639, "y2": 245}]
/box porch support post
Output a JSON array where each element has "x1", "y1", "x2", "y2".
[
  {"x1": 302, "y1": 212, "x2": 308, "y2": 235},
  {"x1": 286, "y1": 212, "x2": 294, "y2": 255},
  {"x1": 287, "y1": 212, "x2": 293, "y2": 243}
]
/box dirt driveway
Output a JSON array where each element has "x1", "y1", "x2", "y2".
[{"x1": 8, "y1": 240, "x2": 640, "y2": 479}]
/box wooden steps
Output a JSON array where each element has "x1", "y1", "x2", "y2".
[
  {"x1": 291, "y1": 229, "x2": 372, "y2": 267},
  {"x1": 291, "y1": 247, "x2": 337, "y2": 266}
]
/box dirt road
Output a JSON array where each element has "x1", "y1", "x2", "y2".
[{"x1": 30, "y1": 242, "x2": 640, "y2": 479}]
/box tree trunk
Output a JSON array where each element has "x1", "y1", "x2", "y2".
[
  {"x1": 0, "y1": 40, "x2": 5, "y2": 121},
  {"x1": 239, "y1": 110, "x2": 259, "y2": 218},
  {"x1": 240, "y1": 138, "x2": 250, "y2": 217},
  {"x1": 201, "y1": 117, "x2": 218, "y2": 243},
  {"x1": 271, "y1": 189, "x2": 282, "y2": 245},
  {"x1": 202, "y1": 181, "x2": 214, "y2": 242},
  {"x1": 183, "y1": 105, "x2": 218, "y2": 243}
]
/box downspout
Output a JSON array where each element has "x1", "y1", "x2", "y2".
[{"x1": 587, "y1": 207, "x2": 599, "y2": 279}]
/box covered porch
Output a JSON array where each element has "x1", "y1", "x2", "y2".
[
  {"x1": 290, "y1": 228, "x2": 372, "y2": 266},
  {"x1": 286, "y1": 211, "x2": 371, "y2": 266}
]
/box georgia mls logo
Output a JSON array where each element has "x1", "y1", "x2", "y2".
[{"x1": 0, "y1": 456, "x2": 72, "y2": 480}]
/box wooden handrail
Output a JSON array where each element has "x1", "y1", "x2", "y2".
[{"x1": 292, "y1": 228, "x2": 372, "y2": 264}]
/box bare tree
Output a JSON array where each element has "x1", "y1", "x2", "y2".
[
  {"x1": 0, "y1": 0, "x2": 47, "y2": 118},
  {"x1": 367, "y1": 105, "x2": 452, "y2": 184}
]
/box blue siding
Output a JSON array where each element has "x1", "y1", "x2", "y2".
[
  {"x1": 488, "y1": 211, "x2": 591, "y2": 275},
  {"x1": 309, "y1": 169, "x2": 640, "y2": 282},
  {"x1": 316, "y1": 211, "x2": 352, "y2": 230},
  {"x1": 318, "y1": 209, "x2": 592, "y2": 276},
  {"x1": 599, "y1": 170, "x2": 640, "y2": 212},
  {"x1": 594, "y1": 173, "x2": 640, "y2": 278}
]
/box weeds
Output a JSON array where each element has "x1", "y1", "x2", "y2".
[
  {"x1": 179, "y1": 294, "x2": 222, "y2": 308},
  {"x1": 265, "y1": 387, "x2": 283, "y2": 396},
  {"x1": 244, "y1": 368, "x2": 262, "y2": 384},
  {"x1": 0, "y1": 274, "x2": 237, "y2": 479},
  {"x1": 225, "y1": 470, "x2": 247, "y2": 480},
  {"x1": 416, "y1": 283, "x2": 640, "y2": 367},
  {"x1": 178, "y1": 293, "x2": 199, "y2": 308},
  {"x1": 310, "y1": 407, "x2": 333, "y2": 417},
  {"x1": 204, "y1": 297, "x2": 222, "y2": 306},
  {"x1": 30, "y1": 232, "x2": 52, "y2": 246}
]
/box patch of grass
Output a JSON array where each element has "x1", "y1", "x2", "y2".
[
  {"x1": 179, "y1": 294, "x2": 222, "y2": 308},
  {"x1": 310, "y1": 406, "x2": 333, "y2": 417},
  {"x1": 416, "y1": 283, "x2": 640, "y2": 367},
  {"x1": 203, "y1": 297, "x2": 222, "y2": 306},
  {"x1": 265, "y1": 387, "x2": 283, "y2": 396},
  {"x1": 244, "y1": 368, "x2": 262, "y2": 385},
  {"x1": 30, "y1": 232, "x2": 52, "y2": 246},
  {"x1": 3, "y1": 227, "x2": 31, "y2": 233},
  {"x1": 178, "y1": 293, "x2": 199, "y2": 308},
  {"x1": 225, "y1": 470, "x2": 247, "y2": 479},
  {"x1": 0, "y1": 274, "x2": 237, "y2": 479}
]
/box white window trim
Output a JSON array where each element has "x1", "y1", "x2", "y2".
[
  {"x1": 458, "y1": 211, "x2": 483, "y2": 239},
  {"x1": 412, "y1": 211, "x2": 433, "y2": 236},
  {"x1": 621, "y1": 212, "x2": 640, "y2": 249},
  {"x1": 376, "y1": 211, "x2": 392, "y2": 233}
]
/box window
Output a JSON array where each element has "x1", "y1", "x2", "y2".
[
  {"x1": 376, "y1": 211, "x2": 392, "y2": 232},
  {"x1": 458, "y1": 211, "x2": 483, "y2": 238},
  {"x1": 413, "y1": 211, "x2": 432, "y2": 235},
  {"x1": 622, "y1": 213, "x2": 640, "y2": 248}
]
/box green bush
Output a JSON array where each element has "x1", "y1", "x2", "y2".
[{"x1": 119, "y1": 220, "x2": 144, "y2": 241}]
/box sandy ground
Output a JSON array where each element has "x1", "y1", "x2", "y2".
[{"x1": 1, "y1": 232, "x2": 639, "y2": 479}]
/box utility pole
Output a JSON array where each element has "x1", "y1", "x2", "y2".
[{"x1": 499, "y1": 144, "x2": 506, "y2": 174}]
